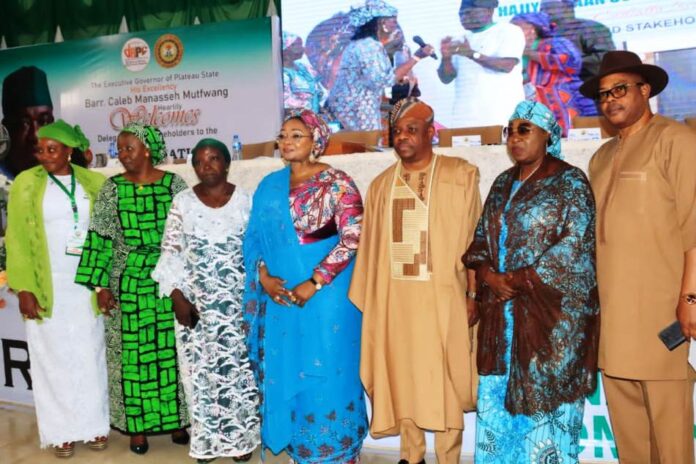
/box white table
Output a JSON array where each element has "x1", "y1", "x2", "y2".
[{"x1": 96, "y1": 139, "x2": 607, "y2": 200}]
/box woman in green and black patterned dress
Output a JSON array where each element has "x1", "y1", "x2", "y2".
[{"x1": 75, "y1": 123, "x2": 189, "y2": 455}]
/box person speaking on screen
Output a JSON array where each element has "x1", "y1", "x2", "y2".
[
  {"x1": 438, "y1": 0, "x2": 525, "y2": 128},
  {"x1": 326, "y1": 0, "x2": 433, "y2": 132}
]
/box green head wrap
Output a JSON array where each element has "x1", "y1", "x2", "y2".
[
  {"x1": 37, "y1": 119, "x2": 83, "y2": 148},
  {"x1": 73, "y1": 125, "x2": 90, "y2": 152},
  {"x1": 2, "y1": 66, "x2": 53, "y2": 118},
  {"x1": 192, "y1": 138, "x2": 231, "y2": 165},
  {"x1": 120, "y1": 123, "x2": 167, "y2": 165}
]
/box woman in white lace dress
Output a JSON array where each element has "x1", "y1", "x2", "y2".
[{"x1": 153, "y1": 139, "x2": 260, "y2": 463}]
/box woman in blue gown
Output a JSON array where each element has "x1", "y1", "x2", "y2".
[{"x1": 242, "y1": 110, "x2": 366, "y2": 463}]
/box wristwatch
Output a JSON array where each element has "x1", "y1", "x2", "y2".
[
  {"x1": 681, "y1": 293, "x2": 696, "y2": 305},
  {"x1": 466, "y1": 290, "x2": 477, "y2": 300},
  {"x1": 310, "y1": 277, "x2": 323, "y2": 291},
  {"x1": 472, "y1": 51, "x2": 482, "y2": 60}
]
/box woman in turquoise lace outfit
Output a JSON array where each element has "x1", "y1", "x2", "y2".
[{"x1": 464, "y1": 101, "x2": 599, "y2": 464}]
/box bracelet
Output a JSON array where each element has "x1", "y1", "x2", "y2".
[
  {"x1": 681, "y1": 293, "x2": 696, "y2": 305},
  {"x1": 310, "y1": 276, "x2": 323, "y2": 291},
  {"x1": 466, "y1": 290, "x2": 477, "y2": 300}
]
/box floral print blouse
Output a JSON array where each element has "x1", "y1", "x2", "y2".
[{"x1": 288, "y1": 167, "x2": 363, "y2": 283}]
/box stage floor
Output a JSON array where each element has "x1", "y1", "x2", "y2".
[{"x1": 0, "y1": 402, "x2": 474, "y2": 464}]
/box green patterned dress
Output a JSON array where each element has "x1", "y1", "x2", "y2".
[{"x1": 75, "y1": 171, "x2": 189, "y2": 433}]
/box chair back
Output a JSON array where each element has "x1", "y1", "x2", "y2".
[
  {"x1": 438, "y1": 126, "x2": 503, "y2": 146},
  {"x1": 241, "y1": 140, "x2": 276, "y2": 160},
  {"x1": 572, "y1": 116, "x2": 619, "y2": 139}
]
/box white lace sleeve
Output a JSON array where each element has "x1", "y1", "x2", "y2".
[{"x1": 152, "y1": 193, "x2": 187, "y2": 297}]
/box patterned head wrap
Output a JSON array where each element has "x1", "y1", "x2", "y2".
[
  {"x1": 191, "y1": 138, "x2": 231, "y2": 165},
  {"x1": 284, "y1": 109, "x2": 331, "y2": 158},
  {"x1": 37, "y1": 119, "x2": 83, "y2": 148},
  {"x1": 120, "y1": 123, "x2": 167, "y2": 165},
  {"x1": 511, "y1": 12, "x2": 553, "y2": 38},
  {"x1": 348, "y1": 0, "x2": 398, "y2": 28},
  {"x1": 508, "y1": 101, "x2": 563, "y2": 159},
  {"x1": 389, "y1": 97, "x2": 434, "y2": 126},
  {"x1": 282, "y1": 31, "x2": 301, "y2": 51},
  {"x1": 2, "y1": 66, "x2": 53, "y2": 117}
]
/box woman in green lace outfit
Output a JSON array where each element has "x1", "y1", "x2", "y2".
[{"x1": 75, "y1": 123, "x2": 189, "y2": 455}]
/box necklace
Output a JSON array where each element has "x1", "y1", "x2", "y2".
[{"x1": 519, "y1": 162, "x2": 542, "y2": 182}]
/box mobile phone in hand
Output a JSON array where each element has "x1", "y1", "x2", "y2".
[{"x1": 658, "y1": 320, "x2": 686, "y2": 351}]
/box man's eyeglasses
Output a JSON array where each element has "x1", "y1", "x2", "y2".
[
  {"x1": 276, "y1": 133, "x2": 312, "y2": 144},
  {"x1": 503, "y1": 123, "x2": 535, "y2": 139},
  {"x1": 596, "y1": 82, "x2": 644, "y2": 103}
]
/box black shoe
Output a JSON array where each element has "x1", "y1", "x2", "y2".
[
  {"x1": 398, "y1": 460, "x2": 425, "y2": 464},
  {"x1": 197, "y1": 459, "x2": 217, "y2": 464},
  {"x1": 129, "y1": 435, "x2": 149, "y2": 455},
  {"x1": 233, "y1": 452, "x2": 253, "y2": 462},
  {"x1": 171, "y1": 429, "x2": 190, "y2": 445}
]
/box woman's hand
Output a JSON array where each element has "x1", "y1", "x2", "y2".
[
  {"x1": 171, "y1": 289, "x2": 198, "y2": 328},
  {"x1": 290, "y1": 281, "x2": 318, "y2": 308},
  {"x1": 466, "y1": 298, "x2": 479, "y2": 326},
  {"x1": 97, "y1": 288, "x2": 117, "y2": 316},
  {"x1": 259, "y1": 265, "x2": 292, "y2": 307},
  {"x1": 481, "y1": 268, "x2": 517, "y2": 301},
  {"x1": 18, "y1": 291, "x2": 43, "y2": 320}
]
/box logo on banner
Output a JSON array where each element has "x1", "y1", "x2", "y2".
[
  {"x1": 154, "y1": 34, "x2": 184, "y2": 69},
  {"x1": 122, "y1": 38, "x2": 150, "y2": 72}
]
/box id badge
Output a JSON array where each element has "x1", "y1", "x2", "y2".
[{"x1": 66, "y1": 228, "x2": 87, "y2": 256}]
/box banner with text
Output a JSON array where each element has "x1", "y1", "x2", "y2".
[{"x1": 0, "y1": 17, "x2": 283, "y2": 162}]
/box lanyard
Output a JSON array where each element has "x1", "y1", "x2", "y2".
[{"x1": 48, "y1": 170, "x2": 78, "y2": 225}]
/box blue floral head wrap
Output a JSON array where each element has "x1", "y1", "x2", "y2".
[
  {"x1": 120, "y1": 123, "x2": 167, "y2": 165},
  {"x1": 348, "y1": 0, "x2": 398, "y2": 28},
  {"x1": 282, "y1": 31, "x2": 301, "y2": 50},
  {"x1": 284, "y1": 109, "x2": 331, "y2": 158},
  {"x1": 508, "y1": 101, "x2": 563, "y2": 159}
]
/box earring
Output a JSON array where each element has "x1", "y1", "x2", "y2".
[{"x1": 309, "y1": 153, "x2": 317, "y2": 163}]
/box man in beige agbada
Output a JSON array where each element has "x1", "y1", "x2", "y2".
[
  {"x1": 349, "y1": 98, "x2": 481, "y2": 464},
  {"x1": 582, "y1": 51, "x2": 696, "y2": 463}
]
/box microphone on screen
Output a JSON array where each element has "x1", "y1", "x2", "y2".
[{"x1": 413, "y1": 35, "x2": 438, "y2": 60}]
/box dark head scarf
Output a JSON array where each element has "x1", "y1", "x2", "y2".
[
  {"x1": 120, "y1": 123, "x2": 167, "y2": 165},
  {"x1": 284, "y1": 109, "x2": 331, "y2": 158},
  {"x1": 2, "y1": 66, "x2": 53, "y2": 118},
  {"x1": 460, "y1": 0, "x2": 499, "y2": 9},
  {"x1": 389, "y1": 97, "x2": 435, "y2": 126},
  {"x1": 191, "y1": 138, "x2": 231, "y2": 165},
  {"x1": 509, "y1": 101, "x2": 563, "y2": 159},
  {"x1": 512, "y1": 12, "x2": 554, "y2": 38}
]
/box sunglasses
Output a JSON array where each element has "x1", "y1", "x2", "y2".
[
  {"x1": 276, "y1": 133, "x2": 312, "y2": 144},
  {"x1": 595, "y1": 82, "x2": 644, "y2": 102},
  {"x1": 503, "y1": 123, "x2": 535, "y2": 139}
]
